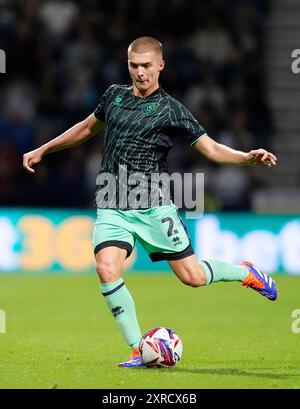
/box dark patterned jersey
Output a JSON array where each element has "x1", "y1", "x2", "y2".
[{"x1": 93, "y1": 84, "x2": 206, "y2": 209}]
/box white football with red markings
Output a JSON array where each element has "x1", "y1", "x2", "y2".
[{"x1": 139, "y1": 327, "x2": 183, "y2": 367}]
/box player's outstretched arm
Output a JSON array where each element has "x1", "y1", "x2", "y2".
[
  {"x1": 23, "y1": 114, "x2": 104, "y2": 173},
  {"x1": 193, "y1": 134, "x2": 277, "y2": 167}
]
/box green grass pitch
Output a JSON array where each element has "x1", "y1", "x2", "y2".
[{"x1": 0, "y1": 274, "x2": 300, "y2": 389}]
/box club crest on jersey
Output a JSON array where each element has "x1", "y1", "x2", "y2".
[
  {"x1": 114, "y1": 96, "x2": 123, "y2": 106},
  {"x1": 142, "y1": 102, "x2": 157, "y2": 115}
]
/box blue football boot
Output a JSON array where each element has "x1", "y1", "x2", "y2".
[
  {"x1": 241, "y1": 261, "x2": 278, "y2": 301},
  {"x1": 118, "y1": 348, "x2": 145, "y2": 368}
]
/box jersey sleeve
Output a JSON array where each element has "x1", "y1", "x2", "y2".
[
  {"x1": 94, "y1": 85, "x2": 116, "y2": 122},
  {"x1": 168, "y1": 99, "x2": 206, "y2": 145}
]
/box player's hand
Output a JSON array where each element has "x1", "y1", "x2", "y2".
[
  {"x1": 23, "y1": 148, "x2": 44, "y2": 173},
  {"x1": 245, "y1": 149, "x2": 277, "y2": 168}
]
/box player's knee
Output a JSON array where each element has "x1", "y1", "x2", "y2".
[
  {"x1": 188, "y1": 274, "x2": 202, "y2": 287},
  {"x1": 179, "y1": 271, "x2": 202, "y2": 288},
  {"x1": 96, "y1": 260, "x2": 118, "y2": 282}
]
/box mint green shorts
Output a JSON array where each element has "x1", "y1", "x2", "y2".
[{"x1": 92, "y1": 204, "x2": 194, "y2": 261}]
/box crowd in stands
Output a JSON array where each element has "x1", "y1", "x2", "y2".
[{"x1": 0, "y1": 0, "x2": 272, "y2": 210}]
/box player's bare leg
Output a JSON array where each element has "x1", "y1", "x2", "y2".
[
  {"x1": 95, "y1": 247, "x2": 144, "y2": 367},
  {"x1": 95, "y1": 246, "x2": 127, "y2": 283},
  {"x1": 168, "y1": 255, "x2": 206, "y2": 287},
  {"x1": 169, "y1": 255, "x2": 277, "y2": 300}
]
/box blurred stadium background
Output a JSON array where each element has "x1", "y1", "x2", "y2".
[
  {"x1": 1, "y1": 0, "x2": 300, "y2": 390},
  {"x1": 0, "y1": 0, "x2": 299, "y2": 275}
]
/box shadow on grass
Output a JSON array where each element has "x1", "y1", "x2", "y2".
[{"x1": 171, "y1": 367, "x2": 300, "y2": 380}]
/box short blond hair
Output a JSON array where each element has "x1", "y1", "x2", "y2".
[{"x1": 128, "y1": 36, "x2": 163, "y2": 57}]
